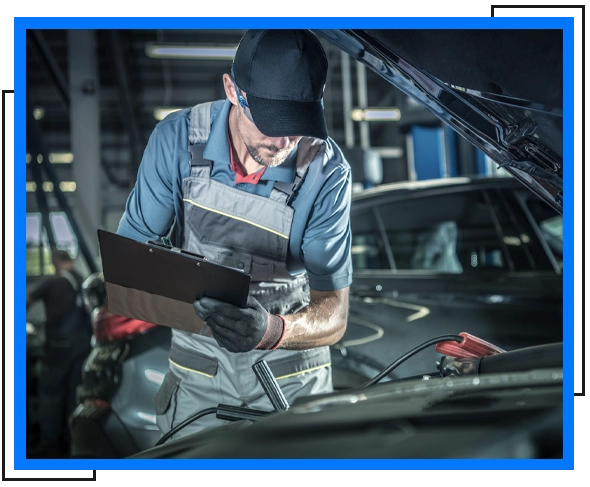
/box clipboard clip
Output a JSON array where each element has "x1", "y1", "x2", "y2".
[{"x1": 147, "y1": 239, "x2": 208, "y2": 261}]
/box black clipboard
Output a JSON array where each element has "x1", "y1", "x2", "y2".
[{"x1": 97, "y1": 229, "x2": 251, "y2": 335}]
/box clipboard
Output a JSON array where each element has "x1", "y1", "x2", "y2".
[{"x1": 97, "y1": 229, "x2": 251, "y2": 335}]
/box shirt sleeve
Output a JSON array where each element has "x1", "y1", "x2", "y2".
[
  {"x1": 302, "y1": 163, "x2": 353, "y2": 292},
  {"x1": 116, "y1": 124, "x2": 177, "y2": 243}
]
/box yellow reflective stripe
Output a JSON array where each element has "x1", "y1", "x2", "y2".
[
  {"x1": 275, "y1": 362, "x2": 331, "y2": 381},
  {"x1": 169, "y1": 358, "x2": 214, "y2": 378},
  {"x1": 183, "y1": 199, "x2": 289, "y2": 239}
]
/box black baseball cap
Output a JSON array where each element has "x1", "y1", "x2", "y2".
[{"x1": 232, "y1": 29, "x2": 329, "y2": 140}]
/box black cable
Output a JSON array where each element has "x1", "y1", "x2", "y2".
[
  {"x1": 356, "y1": 334, "x2": 464, "y2": 389},
  {"x1": 154, "y1": 336, "x2": 464, "y2": 445},
  {"x1": 154, "y1": 407, "x2": 217, "y2": 447}
]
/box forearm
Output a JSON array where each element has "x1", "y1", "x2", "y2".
[
  {"x1": 193, "y1": 287, "x2": 349, "y2": 353},
  {"x1": 278, "y1": 287, "x2": 349, "y2": 350}
]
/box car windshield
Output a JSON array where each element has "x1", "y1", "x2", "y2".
[{"x1": 351, "y1": 185, "x2": 562, "y2": 274}]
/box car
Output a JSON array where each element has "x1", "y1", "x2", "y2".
[
  {"x1": 68, "y1": 273, "x2": 171, "y2": 458},
  {"x1": 331, "y1": 176, "x2": 562, "y2": 388},
  {"x1": 128, "y1": 28, "x2": 564, "y2": 459}
]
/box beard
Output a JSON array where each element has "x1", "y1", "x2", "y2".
[
  {"x1": 245, "y1": 143, "x2": 294, "y2": 168},
  {"x1": 237, "y1": 109, "x2": 297, "y2": 167}
]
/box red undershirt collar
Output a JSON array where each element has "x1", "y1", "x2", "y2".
[{"x1": 229, "y1": 136, "x2": 266, "y2": 184}]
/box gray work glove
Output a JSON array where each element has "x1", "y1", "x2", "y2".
[{"x1": 193, "y1": 296, "x2": 285, "y2": 353}]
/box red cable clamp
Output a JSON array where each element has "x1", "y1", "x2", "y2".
[{"x1": 435, "y1": 332, "x2": 506, "y2": 359}]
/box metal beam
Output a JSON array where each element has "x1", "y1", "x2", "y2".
[
  {"x1": 106, "y1": 30, "x2": 144, "y2": 183},
  {"x1": 26, "y1": 155, "x2": 56, "y2": 252},
  {"x1": 26, "y1": 95, "x2": 57, "y2": 252},
  {"x1": 26, "y1": 95, "x2": 98, "y2": 274},
  {"x1": 28, "y1": 30, "x2": 131, "y2": 191},
  {"x1": 27, "y1": 30, "x2": 70, "y2": 113}
]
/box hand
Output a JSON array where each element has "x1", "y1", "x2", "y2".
[{"x1": 193, "y1": 296, "x2": 285, "y2": 353}]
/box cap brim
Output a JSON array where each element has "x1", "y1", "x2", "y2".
[{"x1": 247, "y1": 94, "x2": 328, "y2": 140}]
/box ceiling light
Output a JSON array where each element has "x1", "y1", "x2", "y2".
[
  {"x1": 373, "y1": 147, "x2": 404, "y2": 158},
  {"x1": 42, "y1": 181, "x2": 54, "y2": 192},
  {"x1": 59, "y1": 181, "x2": 77, "y2": 192},
  {"x1": 26, "y1": 181, "x2": 76, "y2": 192},
  {"x1": 153, "y1": 107, "x2": 183, "y2": 121},
  {"x1": 145, "y1": 44, "x2": 237, "y2": 60},
  {"x1": 49, "y1": 152, "x2": 74, "y2": 164},
  {"x1": 351, "y1": 108, "x2": 402, "y2": 122}
]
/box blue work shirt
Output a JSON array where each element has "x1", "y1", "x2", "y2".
[{"x1": 116, "y1": 99, "x2": 352, "y2": 292}]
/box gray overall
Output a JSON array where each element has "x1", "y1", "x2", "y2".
[{"x1": 154, "y1": 102, "x2": 333, "y2": 439}]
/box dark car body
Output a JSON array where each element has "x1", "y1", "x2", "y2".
[
  {"x1": 69, "y1": 324, "x2": 171, "y2": 458},
  {"x1": 68, "y1": 281, "x2": 172, "y2": 458},
  {"x1": 331, "y1": 176, "x2": 562, "y2": 386},
  {"x1": 131, "y1": 361, "x2": 562, "y2": 459}
]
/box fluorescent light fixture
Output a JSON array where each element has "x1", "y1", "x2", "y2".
[
  {"x1": 26, "y1": 181, "x2": 76, "y2": 192},
  {"x1": 374, "y1": 147, "x2": 404, "y2": 159},
  {"x1": 42, "y1": 181, "x2": 54, "y2": 192},
  {"x1": 146, "y1": 43, "x2": 237, "y2": 60},
  {"x1": 503, "y1": 236, "x2": 522, "y2": 246},
  {"x1": 59, "y1": 181, "x2": 77, "y2": 192},
  {"x1": 351, "y1": 107, "x2": 402, "y2": 122},
  {"x1": 49, "y1": 152, "x2": 74, "y2": 164},
  {"x1": 27, "y1": 153, "x2": 74, "y2": 164},
  {"x1": 153, "y1": 107, "x2": 183, "y2": 121},
  {"x1": 351, "y1": 244, "x2": 373, "y2": 254}
]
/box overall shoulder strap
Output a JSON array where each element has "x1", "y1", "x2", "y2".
[
  {"x1": 172, "y1": 102, "x2": 216, "y2": 246},
  {"x1": 189, "y1": 101, "x2": 214, "y2": 145},
  {"x1": 188, "y1": 102, "x2": 215, "y2": 170}
]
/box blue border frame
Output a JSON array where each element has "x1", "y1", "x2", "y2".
[{"x1": 14, "y1": 16, "x2": 574, "y2": 470}]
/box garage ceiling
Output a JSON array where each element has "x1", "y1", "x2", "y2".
[{"x1": 26, "y1": 28, "x2": 431, "y2": 196}]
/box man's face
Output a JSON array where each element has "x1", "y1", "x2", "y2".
[{"x1": 235, "y1": 97, "x2": 302, "y2": 168}]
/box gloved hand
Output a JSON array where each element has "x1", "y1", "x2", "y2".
[{"x1": 193, "y1": 296, "x2": 285, "y2": 353}]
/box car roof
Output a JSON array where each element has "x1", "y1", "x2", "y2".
[{"x1": 351, "y1": 176, "x2": 525, "y2": 203}]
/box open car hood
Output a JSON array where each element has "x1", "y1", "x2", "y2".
[{"x1": 315, "y1": 29, "x2": 563, "y2": 214}]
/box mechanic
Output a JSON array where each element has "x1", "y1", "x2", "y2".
[
  {"x1": 26, "y1": 249, "x2": 92, "y2": 457},
  {"x1": 116, "y1": 29, "x2": 352, "y2": 439}
]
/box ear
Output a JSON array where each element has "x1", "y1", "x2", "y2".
[{"x1": 223, "y1": 74, "x2": 239, "y2": 106}]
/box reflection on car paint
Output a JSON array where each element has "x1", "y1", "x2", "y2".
[
  {"x1": 137, "y1": 412, "x2": 157, "y2": 425},
  {"x1": 339, "y1": 316, "x2": 384, "y2": 348},
  {"x1": 362, "y1": 297, "x2": 431, "y2": 322}
]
